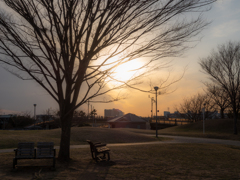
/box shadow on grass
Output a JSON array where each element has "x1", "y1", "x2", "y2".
[{"x1": 8, "y1": 158, "x2": 117, "y2": 180}]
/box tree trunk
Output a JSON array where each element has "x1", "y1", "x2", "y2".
[
  {"x1": 58, "y1": 110, "x2": 73, "y2": 161},
  {"x1": 233, "y1": 109, "x2": 238, "y2": 135},
  {"x1": 220, "y1": 108, "x2": 224, "y2": 119}
]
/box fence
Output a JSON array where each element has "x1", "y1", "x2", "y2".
[{"x1": 150, "y1": 117, "x2": 193, "y2": 126}]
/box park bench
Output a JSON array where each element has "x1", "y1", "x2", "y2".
[
  {"x1": 13, "y1": 142, "x2": 35, "y2": 169},
  {"x1": 86, "y1": 140, "x2": 110, "y2": 162},
  {"x1": 13, "y1": 142, "x2": 56, "y2": 169},
  {"x1": 36, "y1": 142, "x2": 56, "y2": 169}
]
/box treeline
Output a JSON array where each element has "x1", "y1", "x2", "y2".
[{"x1": 175, "y1": 41, "x2": 240, "y2": 134}]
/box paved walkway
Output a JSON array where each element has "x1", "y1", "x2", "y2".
[{"x1": 1, "y1": 135, "x2": 240, "y2": 153}]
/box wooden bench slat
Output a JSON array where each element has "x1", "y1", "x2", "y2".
[
  {"x1": 13, "y1": 142, "x2": 56, "y2": 170},
  {"x1": 86, "y1": 140, "x2": 110, "y2": 162}
]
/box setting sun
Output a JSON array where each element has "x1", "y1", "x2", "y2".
[{"x1": 111, "y1": 59, "x2": 145, "y2": 83}]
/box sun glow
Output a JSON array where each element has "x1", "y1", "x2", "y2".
[{"x1": 109, "y1": 58, "x2": 145, "y2": 85}]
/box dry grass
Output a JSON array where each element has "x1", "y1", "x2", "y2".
[
  {"x1": 1, "y1": 144, "x2": 240, "y2": 179},
  {"x1": 158, "y1": 119, "x2": 240, "y2": 141},
  {"x1": 0, "y1": 127, "x2": 160, "y2": 149},
  {"x1": 1, "y1": 122, "x2": 240, "y2": 179}
]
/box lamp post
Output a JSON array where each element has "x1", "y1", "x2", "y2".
[
  {"x1": 154, "y1": 86, "x2": 159, "y2": 138},
  {"x1": 148, "y1": 95, "x2": 155, "y2": 120},
  {"x1": 33, "y1": 104, "x2": 36, "y2": 127},
  {"x1": 203, "y1": 103, "x2": 206, "y2": 134}
]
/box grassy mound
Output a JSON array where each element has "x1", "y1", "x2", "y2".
[
  {"x1": 158, "y1": 119, "x2": 240, "y2": 140},
  {"x1": 0, "y1": 127, "x2": 159, "y2": 149}
]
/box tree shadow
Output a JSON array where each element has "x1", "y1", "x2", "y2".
[
  {"x1": 78, "y1": 159, "x2": 116, "y2": 179},
  {"x1": 0, "y1": 157, "x2": 117, "y2": 179}
]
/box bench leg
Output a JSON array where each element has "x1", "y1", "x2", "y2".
[
  {"x1": 91, "y1": 151, "x2": 96, "y2": 160},
  {"x1": 51, "y1": 157, "x2": 56, "y2": 170},
  {"x1": 95, "y1": 152, "x2": 110, "y2": 162},
  {"x1": 94, "y1": 152, "x2": 99, "y2": 162},
  {"x1": 102, "y1": 152, "x2": 110, "y2": 161},
  {"x1": 13, "y1": 158, "x2": 17, "y2": 169},
  {"x1": 106, "y1": 152, "x2": 110, "y2": 161},
  {"x1": 53, "y1": 157, "x2": 55, "y2": 168}
]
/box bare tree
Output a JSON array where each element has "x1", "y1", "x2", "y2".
[
  {"x1": 204, "y1": 83, "x2": 230, "y2": 119},
  {"x1": 176, "y1": 93, "x2": 214, "y2": 122},
  {"x1": 199, "y1": 41, "x2": 240, "y2": 135},
  {"x1": 0, "y1": 0, "x2": 216, "y2": 161}
]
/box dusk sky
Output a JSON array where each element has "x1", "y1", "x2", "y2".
[{"x1": 0, "y1": 0, "x2": 240, "y2": 117}]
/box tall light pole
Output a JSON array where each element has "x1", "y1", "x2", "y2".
[
  {"x1": 203, "y1": 103, "x2": 206, "y2": 134},
  {"x1": 34, "y1": 104, "x2": 36, "y2": 127},
  {"x1": 148, "y1": 95, "x2": 155, "y2": 120},
  {"x1": 154, "y1": 86, "x2": 159, "y2": 138}
]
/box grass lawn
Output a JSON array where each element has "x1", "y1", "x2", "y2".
[
  {"x1": 0, "y1": 127, "x2": 161, "y2": 149},
  {"x1": 0, "y1": 119, "x2": 240, "y2": 179},
  {"x1": 0, "y1": 144, "x2": 240, "y2": 179},
  {"x1": 116, "y1": 119, "x2": 240, "y2": 141},
  {"x1": 157, "y1": 119, "x2": 240, "y2": 141}
]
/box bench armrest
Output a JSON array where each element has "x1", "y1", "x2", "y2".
[
  {"x1": 14, "y1": 149, "x2": 18, "y2": 156},
  {"x1": 93, "y1": 142, "x2": 101, "y2": 145},
  {"x1": 95, "y1": 143, "x2": 107, "y2": 147}
]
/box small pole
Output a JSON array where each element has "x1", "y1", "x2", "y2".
[
  {"x1": 34, "y1": 104, "x2": 36, "y2": 127},
  {"x1": 154, "y1": 86, "x2": 159, "y2": 138},
  {"x1": 148, "y1": 95, "x2": 154, "y2": 120},
  {"x1": 88, "y1": 101, "x2": 90, "y2": 119},
  {"x1": 203, "y1": 103, "x2": 206, "y2": 134},
  {"x1": 91, "y1": 105, "x2": 93, "y2": 127}
]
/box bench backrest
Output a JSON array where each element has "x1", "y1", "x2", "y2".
[
  {"x1": 16, "y1": 142, "x2": 35, "y2": 158},
  {"x1": 36, "y1": 142, "x2": 55, "y2": 158},
  {"x1": 86, "y1": 140, "x2": 95, "y2": 147}
]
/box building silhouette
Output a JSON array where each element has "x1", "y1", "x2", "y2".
[{"x1": 104, "y1": 108, "x2": 124, "y2": 119}]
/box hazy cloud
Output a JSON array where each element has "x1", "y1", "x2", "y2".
[
  {"x1": 216, "y1": 0, "x2": 233, "y2": 9},
  {"x1": 212, "y1": 20, "x2": 240, "y2": 37}
]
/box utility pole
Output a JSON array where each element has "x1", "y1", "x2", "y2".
[
  {"x1": 154, "y1": 86, "x2": 159, "y2": 138},
  {"x1": 34, "y1": 104, "x2": 37, "y2": 127},
  {"x1": 91, "y1": 105, "x2": 93, "y2": 127},
  {"x1": 88, "y1": 101, "x2": 90, "y2": 119},
  {"x1": 148, "y1": 95, "x2": 155, "y2": 120},
  {"x1": 203, "y1": 103, "x2": 206, "y2": 134}
]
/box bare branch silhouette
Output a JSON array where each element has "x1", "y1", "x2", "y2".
[
  {"x1": 199, "y1": 41, "x2": 240, "y2": 134},
  {"x1": 0, "y1": 0, "x2": 216, "y2": 160}
]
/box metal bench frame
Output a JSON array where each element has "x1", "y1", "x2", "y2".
[
  {"x1": 13, "y1": 142, "x2": 56, "y2": 169},
  {"x1": 13, "y1": 142, "x2": 35, "y2": 169},
  {"x1": 86, "y1": 140, "x2": 110, "y2": 162},
  {"x1": 36, "y1": 142, "x2": 56, "y2": 169}
]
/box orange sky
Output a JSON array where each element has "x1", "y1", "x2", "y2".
[{"x1": 0, "y1": 0, "x2": 240, "y2": 117}]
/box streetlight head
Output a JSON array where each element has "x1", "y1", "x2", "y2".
[{"x1": 154, "y1": 86, "x2": 159, "y2": 91}]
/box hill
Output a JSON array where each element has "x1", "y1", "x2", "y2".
[
  {"x1": 158, "y1": 118, "x2": 240, "y2": 140},
  {"x1": 0, "y1": 127, "x2": 160, "y2": 149}
]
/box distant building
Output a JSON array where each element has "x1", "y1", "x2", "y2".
[
  {"x1": 164, "y1": 110, "x2": 223, "y2": 121},
  {"x1": 164, "y1": 111, "x2": 170, "y2": 117},
  {"x1": 108, "y1": 113, "x2": 149, "y2": 129},
  {"x1": 104, "y1": 108, "x2": 124, "y2": 119},
  {"x1": 36, "y1": 115, "x2": 54, "y2": 123}
]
